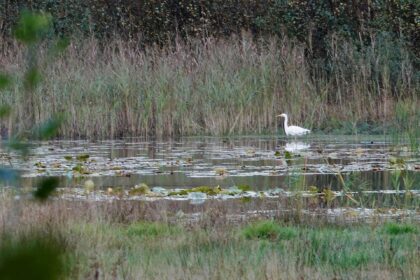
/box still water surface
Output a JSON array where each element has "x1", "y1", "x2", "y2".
[{"x1": 2, "y1": 135, "x2": 418, "y2": 191}]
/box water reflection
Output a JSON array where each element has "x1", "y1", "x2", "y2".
[{"x1": 284, "y1": 141, "x2": 310, "y2": 152}]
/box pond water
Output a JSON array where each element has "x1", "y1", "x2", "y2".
[{"x1": 1, "y1": 135, "x2": 419, "y2": 192}]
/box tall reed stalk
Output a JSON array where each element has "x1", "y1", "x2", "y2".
[{"x1": 0, "y1": 35, "x2": 418, "y2": 139}]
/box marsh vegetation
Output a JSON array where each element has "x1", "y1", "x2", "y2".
[
  {"x1": 1, "y1": 35, "x2": 418, "y2": 139},
  {"x1": 0, "y1": 3, "x2": 419, "y2": 279},
  {"x1": 1, "y1": 135, "x2": 420, "y2": 279},
  {"x1": 1, "y1": 195, "x2": 420, "y2": 279}
]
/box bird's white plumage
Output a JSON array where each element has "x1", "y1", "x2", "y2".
[{"x1": 277, "y1": 113, "x2": 310, "y2": 136}]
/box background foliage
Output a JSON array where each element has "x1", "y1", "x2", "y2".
[{"x1": 1, "y1": 0, "x2": 419, "y2": 59}]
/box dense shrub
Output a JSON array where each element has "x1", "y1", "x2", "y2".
[{"x1": 1, "y1": 0, "x2": 419, "y2": 59}]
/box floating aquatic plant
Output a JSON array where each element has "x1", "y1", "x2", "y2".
[
  {"x1": 83, "y1": 179, "x2": 95, "y2": 193},
  {"x1": 72, "y1": 164, "x2": 90, "y2": 174},
  {"x1": 236, "y1": 184, "x2": 252, "y2": 192},
  {"x1": 128, "y1": 183, "x2": 150, "y2": 196},
  {"x1": 76, "y1": 154, "x2": 90, "y2": 161},
  {"x1": 51, "y1": 162, "x2": 61, "y2": 168},
  {"x1": 168, "y1": 186, "x2": 222, "y2": 196},
  {"x1": 214, "y1": 168, "x2": 227, "y2": 176},
  {"x1": 168, "y1": 189, "x2": 190, "y2": 196},
  {"x1": 389, "y1": 157, "x2": 406, "y2": 168},
  {"x1": 34, "y1": 162, "x2": 46, "y2": 168}
]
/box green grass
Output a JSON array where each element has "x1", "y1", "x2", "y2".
[
  {"x1": 126, "y1": 222, "x2": 181, "y2": 238},
  {"x1": 242, "y1": 220, "x2": 297, "y2": 241},
  {"x1": 383, "y1": 223, "x2": 418, "y2": 235},
  {"x1": 1, "y1": 195, "x2": 420, "y2": 279},
  {"x1": 64, "y1": 221, "x2": 420, "y2": 278}
]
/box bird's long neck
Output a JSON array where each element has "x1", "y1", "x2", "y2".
[{"x1": 283, "y1": 115, "x2": 288, "y2": 129}]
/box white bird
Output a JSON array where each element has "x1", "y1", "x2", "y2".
[{"x1": 277, "y1": 113, "x2": 310, "y2": 136}]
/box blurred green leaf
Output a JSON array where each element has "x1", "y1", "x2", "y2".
[
  {"x1": 0, "y1": 105, "x2": 11, "y2": 118},
  {"x1": 14, "y1": 10, "x2": 52, "y2": 44},
  {"x1": 33, "y1": 177, "x2": 59, "y2": 201},
  {"x1": 0, "y1": 73, "x2": 11, "y2": 90},
  {"x1": 0, "y1": 234, "x2": 65, "y2": 280},
  {"x1": 33, "y1": 115, "x2": 64, "y2": 140},
  {"x1": 24, "y1": 67, "x2": 42, "y2": 90}
]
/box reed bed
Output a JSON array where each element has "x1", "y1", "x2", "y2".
[{"x1": 0, "y1": 35, "x2": 418, "y2": 139}]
